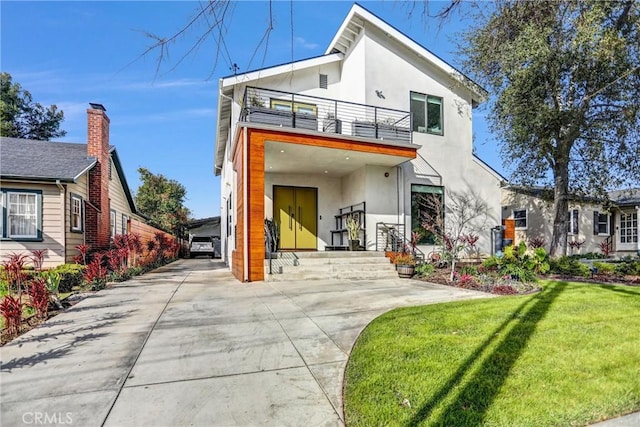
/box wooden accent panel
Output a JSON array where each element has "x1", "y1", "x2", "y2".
[
  {"x1": 246, "y1": 129, "x2": 266, "y2": 281},
  {"x1": 247, "y1": 128, "x2": 417, "y2": 159},
  {"x1": 231, "y1": 131, "x2": 245, "y2": 281},
  {"x1": 503, "y1": 219, "x2": 515, "y2": 240}
]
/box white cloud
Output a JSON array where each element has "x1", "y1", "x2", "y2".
[{"x1": 294, "y1": 36, "x2": 319, "y2": 50}]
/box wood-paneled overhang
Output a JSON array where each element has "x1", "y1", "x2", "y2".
[{"x1": 231, "y1": 124, "x2": 417, "y2": 282}]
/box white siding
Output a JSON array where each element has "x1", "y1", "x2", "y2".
[{"x1": 0, "y1": 182, "x2": 65, "y2": 268}]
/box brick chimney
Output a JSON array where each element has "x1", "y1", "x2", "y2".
[{"x1": 85, "y1": 103, "x2": 111, "y2": 250}]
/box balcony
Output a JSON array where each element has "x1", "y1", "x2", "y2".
[{"x1": 241, "y1": 86, "x2": 413, "y2": 144}]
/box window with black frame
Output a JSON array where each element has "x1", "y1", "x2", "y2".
[{"x1": 411, "y1": 184, "x2": 444, "y2": 244}]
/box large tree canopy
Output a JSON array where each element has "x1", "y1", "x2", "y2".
[
  {"x1": 461, "y1": 0, "x2": 640, "y2": 255},
  {"x1": 135, "y1": 167, "x2": 191, "y2": 237},
  {"x1": 0, "y1": 72, "x2": 67, "y2": 140}
]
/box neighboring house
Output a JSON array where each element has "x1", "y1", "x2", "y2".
[
  {"x1": 214, "y1": 4, "x2": 504, "y2": 282},
  {"x1": 502, "y1": 186, "x2": 640, "y2": 256},
  {"x1": 0, "y1": 103, "x2": 144, "y2": 267}
]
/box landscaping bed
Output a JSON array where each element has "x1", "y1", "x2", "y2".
[{"x1": 1, "y1": 232, "x2": 180, "y2": 345}]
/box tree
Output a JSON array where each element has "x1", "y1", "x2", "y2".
[
  {"x1": 419, "y1": 190, "x2": 490, "y2": 281},
  {"x1": 0, "y1": 72, "x2": 67, "y2": 140},
  {"x1": 461, "y1": 0, "x2": 640, "y2": 256},
  {"x1": 135, "y1": 168, "x2": 191, "y2": 236}
]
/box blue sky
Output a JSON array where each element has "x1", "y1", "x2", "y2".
[{"x1": 1, "y1": 1, "x2": 502, "y2": 219}]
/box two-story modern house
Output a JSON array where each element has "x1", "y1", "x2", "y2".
[{"x1": 214, "y1": 4, "x2": 504, "y2": 282}]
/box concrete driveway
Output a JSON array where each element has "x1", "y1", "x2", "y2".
[{"x1": 1, "y1": 259, "x2": 491, "y2": 426}]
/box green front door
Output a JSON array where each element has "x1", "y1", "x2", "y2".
[{"x1": 273, "y1": 186, "x2": 317, "y2": 250}]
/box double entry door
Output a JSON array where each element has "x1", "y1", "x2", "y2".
[{"x1": 273, "y1": 186, "x2": 317, "y2": 250}]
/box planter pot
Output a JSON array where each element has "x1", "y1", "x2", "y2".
[
  {"x1": 397, "y1": 264, "x2": 415, "y2": 278},
  {"x1": 349, "y1": 239, "x2": 360, "y2": 251},
  {"x1": 323, "y1": 118, "x2": 342, "y2": 134}
]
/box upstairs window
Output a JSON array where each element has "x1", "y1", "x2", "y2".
[
  {"x1": 410, "y1": 92, "x2": 443, "y2": 135},
  {"x1": 513, "y1": 209, "x2": 527, "y2": 229}
]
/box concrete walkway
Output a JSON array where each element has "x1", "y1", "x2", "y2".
[{"x1": 1, "y1": 258, "x2": 492, "y2": 426}]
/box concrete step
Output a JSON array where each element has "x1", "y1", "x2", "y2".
[
  {"x1": 296, "y1": 257, "x2": 394, "y2": 265},
  {"x1": 291, "y1": 251, "x2": 387, "y2": 259},
  {"x1": 266, "y1": 269, "x2": 399, "y2": 282},
  {"x1": 264, "y1": 250, "x2": 399, "y2": 282}
]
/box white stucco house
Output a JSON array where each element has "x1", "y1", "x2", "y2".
[{"x1": 214, "y1": 4, "x2": 504, "y2": 282}]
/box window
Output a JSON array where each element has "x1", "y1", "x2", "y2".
[
  {"x1": 411, "y1": 184, "x2": 444, "y2": 244},
  {"x1": 2, "y1": 190, "x2": 41, "y2": 239},
  {"x1": 270, "y1": 99, "x2": 317, "y2": 116},
  {"x1": 121, "y1": 214, "x2": 128, "y2": 234},
  {"x1": 593, "y1": 211, "x2": 610, "y2": 236},
  {"x1": 513, "y1": 209, "x2": 527, "y2": 229},
  {"x1": 568, "y1": 209, "x2": 579, "y2": 235},
  {"x1": 410, "y1": 92, "x2": 443, "y2": 135},
  {"x1": 619, "y1": 212, "x2": 637, "y2": 244},
  {"x1": 110, "y1": 209, "x2": 116, "y2": 238},
  {"x1": 70, "y1": 194, "x2": 83, "y2": 232}
]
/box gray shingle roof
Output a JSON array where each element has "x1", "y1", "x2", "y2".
[
  {"x1": 0, "y1": 137, "x2": 96, "y2": 182},
  {"x1": 609, "y1": 188, "x2": 640, "y2": 207}
]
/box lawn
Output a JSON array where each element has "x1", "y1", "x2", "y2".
[{"x1": 344, "y1": 281, "x2": 640, "y2": 427}]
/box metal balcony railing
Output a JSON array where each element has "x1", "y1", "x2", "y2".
[{"x1": 241, "y1": 86, "x2": 413, "y2": 144}]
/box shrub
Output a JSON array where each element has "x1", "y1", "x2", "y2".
[
  {"x1": 50, "y1": 264, "x2": 85, "y2": 293},
  {"x1": 27, "y1": 278, "x2": 49, "y2": 320},
  {"x1": 593, "y1": 262, "x2": 616, "y2": 276},
  {"x1": 415, "y1": 263, "x2": 434, "y2": 277},
  {"x1": 549, "y1": 256, "x2": 591, "y2": 277},
  {"x1": 481, "y1": 242, "x2": 546, "y2": 282},
  {"x1": 612, "y1": 261, "x2": 640, "y2": 276},
  {"x1": 1, "y1": 295, "x2": 23, "y2": 336},
  {"x1": 41, "y1": 270, "x2": 63, "y2": 309},
  {"x1": 459, "y1": 265, "x2": 479, "y2": 276}
]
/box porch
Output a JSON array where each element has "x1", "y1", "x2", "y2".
[{"x1": 232, "y1": 123, "x2": 417, "y2": 282}]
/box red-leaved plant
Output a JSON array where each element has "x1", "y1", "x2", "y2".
[
  {"x1": 30, "y1": 249, "x2": 47, "y2": 271},
  {"x1": 2, "y1": 253, "x2": 30, "y2": 296},
  {"x1": 27, "y1": 278, "x2": 50, "y2": 320},
  {"x1": 75, "y1": 244, "x2": 90, "y2": 265},
  {"x1": 0, "y1": 295, "x2": 23, "y2": 337},
  {"x1": 84, "y1": 252, "x2": 107, "y2": 286},
  {"x1": 527, "y1": 237, "x2": 545, "y2": 249},
  {"x1": 599, "y1": 240, "x2": 612, "y2": 257}
]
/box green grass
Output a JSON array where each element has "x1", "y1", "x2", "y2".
[{"x1": 344, "y1": 281, "x2": 640, "y2": 427}]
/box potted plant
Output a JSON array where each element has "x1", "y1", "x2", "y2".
[
  {"x1": 394, "y1": 253, "x2": 416, "y2": 278},
  {"x1": 346, "y1": 214, "x2": 361, "y2": 251}
]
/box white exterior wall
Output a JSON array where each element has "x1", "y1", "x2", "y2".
[
  {"x1": 355, "y1": 26, "x2": 502, "y2": 255},
  {"x1": 65, "y1": 174, "x2": 88, "y2": 263},
  {"x1": 217, "y1": 9, "x2": 504, "y2": 259},
  {"x1": 0, "y1": 182, "x2": 66, "y2": 268}
]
